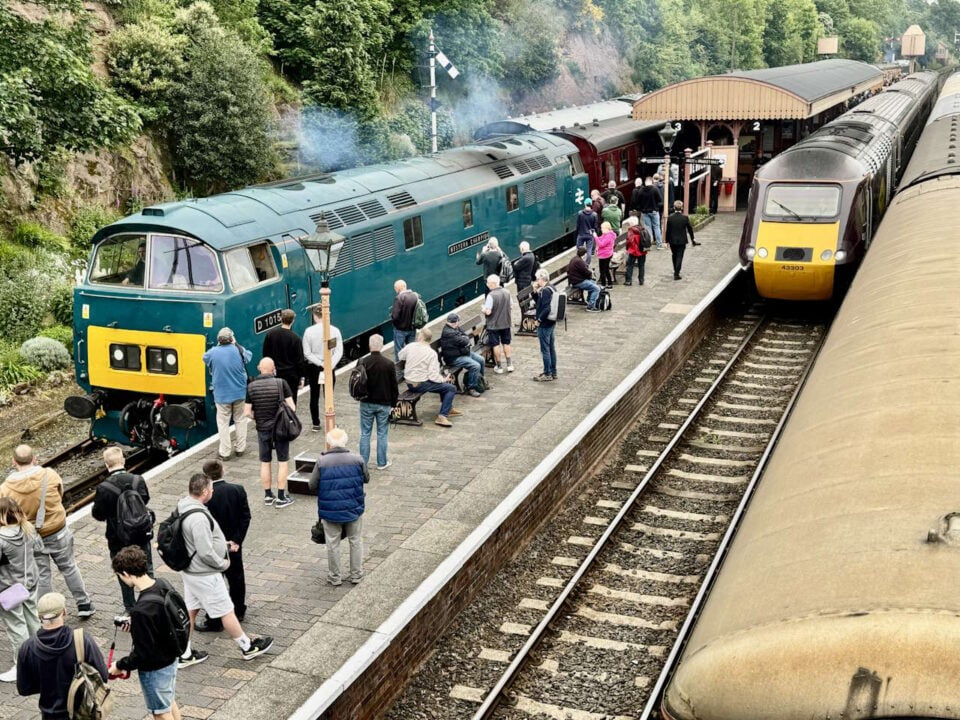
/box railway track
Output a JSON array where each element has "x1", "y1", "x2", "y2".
[{"x1": 386, "y1": 310, "x2": 828, "y2": 720}]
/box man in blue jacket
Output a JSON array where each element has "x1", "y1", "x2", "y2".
[
  {"x1": 309, "y1": 428, "x2": 367, "y2": 586},
  {"x1": 575, "y1": 200, "x2": 599, "y2": 264},
  {"x1": 532, "y1": 269, "x2": 558, "y2": 382},
  {"x1": 202, "y1": 327, "x2": 252, "y2": 461}
]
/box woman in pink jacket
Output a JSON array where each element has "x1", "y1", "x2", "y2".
[{"x1": 596, "y1": 221, "x2": 617, "y2": 289}]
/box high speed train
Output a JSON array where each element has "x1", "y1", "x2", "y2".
[
  {"x1": 662, "y1": 72, "x2": 960, "y2": 719},
  {"x1": 739, "y1": 71, "x2": 938, "y2": 301}
]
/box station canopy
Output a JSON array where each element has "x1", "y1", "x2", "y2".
[{"x1": 632, "y1": 59, "x2": 884, "y2": 121}]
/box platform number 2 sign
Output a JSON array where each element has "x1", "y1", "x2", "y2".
[{"x1": 753, "y1": 121, "x2": 761, "y2": 132}]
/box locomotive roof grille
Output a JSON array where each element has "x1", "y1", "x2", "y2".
[{"x1": 386, "y1": 191, "x2": 417, "y2": 209}]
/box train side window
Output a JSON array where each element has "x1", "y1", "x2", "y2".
[
  {"x1": 505, "y1": 185, "x2": 519, "y2": 213},
  {"x1": 605, "y1": 160, "x2": 615, "y2": 184},
  {"x1": 463, "y1": 200, "x2": 474, "y2": 229},
  {"x1": 619, "y1": 150, "x2": 629, "y2": 182},
  {"x1": 403, "y1": 216, "x2": 423, "y2": 250},
  {"x1": 89, "y1": 234, "x2": 147, "y2": 287},
  {"x1": 148, "y1": 234, "x2": 223, "y2": 292},
  {"x1": 569, "y1": 153, "x2": 584, "y2": 175},
  {"x1": 226, "y1": 242, "x2": 277, "y2": 292}
]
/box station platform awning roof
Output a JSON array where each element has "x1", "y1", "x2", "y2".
[{"x1": 632, "y1": 59, "x2": 884, "y2": 122}]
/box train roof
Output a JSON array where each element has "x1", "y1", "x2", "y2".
[
  {"x1": 900, "y1": 71, "x2": 960, "y2": 189},
  {"x1": 94, "y1": 132, "x2": 577, "y2": 250},
  {"x1": 554, "y1": 115, "x2": 665, "y2": 152},
  {"x1": 492, "y1": 98, "x2": 638, "y2": 132}
]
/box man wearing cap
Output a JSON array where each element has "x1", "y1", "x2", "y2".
[
  {"x1": 439, "y1": 313, "x2": 484, "y2": 397},
  {"x1": 202, "y1": 327, "x2": 252, "y2": 461},
  {"x1": 17, "y1": 592, "x2": 107, "y2": 720},
  {"x1": 575, "y1": 199, "x2": 599, "y2": 264},
  {"x1": 302, "y1": 305, "x2": 343, "y2": 433}
]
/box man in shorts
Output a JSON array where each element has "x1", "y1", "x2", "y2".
[
  {"x1": 111, "y1": 546, "x2": 183, "y2": 720},
  {"x1": 482, "y1": 274, "x2": 514, "y2": 374},
  {"x1": 176, "y1": 473, "x2": 272, "y2": 666},
  {"x1": 244, "y1": 357, "x2": 295, "y2": 508}
]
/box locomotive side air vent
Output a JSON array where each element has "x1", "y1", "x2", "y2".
[
  {"x1": 142, "y1": 207, "x2": 165, "y2": 217},
  {"x1": 350, "y1": 232, "x2": 376, "y2": 270},
  {"x1": 514, "y1": 160, "x2": 532, "y2": 175},
  {"x1": 373, "y1": 225, "x2": 396, "y2": 260},
  {"x1": 334, "y1": 205, "x2": 366, "y2": 226},
  {"x1": 492, "y1": 165, "x2": 515, "y2": 179},
  {"x1": 358, "y1": 199, "x2": 387, "y2": 219},
  {"x1": 532, "y1": 154, "x2": 551, "y2": 169},
  {"x1": 386, "y1": 191, "x2": 417, "y2": 209},
  {"x1": 310, "y1": 211, "x2": 344, "y2": 230}
]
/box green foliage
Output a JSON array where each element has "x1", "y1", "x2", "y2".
[
  {"x1": 0, "y1": 274, "x2": 46, "y2": 344},
  {"x1": 47, "y1": 284, "x2": 75, "y2": 326},
  {"x1": 0, "y1": 345, "x2": 44, "y2": 390},
  {"x1": 69, "y1": 206, "x2": 122, "y2": 255},
  {"x1": 0, "y1": 241, "x2": 37, "y2": 273},
  {"x1": 499, "y1": 3, "x2": 563, "y2": 92},
  {"x1": 19, "y1": 336, "x2": 71, "y2": 372},
  {"x1": 167, "y1": 5, "x2": 278, "y2": 194},
  {"x1": 840, "y1": 16, "x2": 880, "y2": 60},
  {"x1": 9, "y1": 223, "x2": 69, "y2": 253},
  {"x1": 0, "y1": 0, "x2": 141, "y2": 165},
  {"x1": 107, "y1": 23, "x2": 185, "y2": 119},
  {"x1": 385, "y1": 99, "x2": 454, "y2": 155},
  {"x1": 38, "y1": 326, "x2": 74, "y2": 357},
  {"x1": 695, "y1": 204, "x2": 709, "y2": 216},
  {"x1": 765, "y1": 0, "x2": 820, "y2": 67}
]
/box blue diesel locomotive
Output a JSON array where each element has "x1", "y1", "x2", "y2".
[{"x1": 64, "y1": 132, "x2": 589, "y2": 451}]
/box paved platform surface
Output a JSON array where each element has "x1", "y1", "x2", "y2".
[{"x1": 0, "y1": 214, "x2": 743, "y2": 719}]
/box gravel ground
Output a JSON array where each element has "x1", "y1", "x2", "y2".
[
  {"x1": 385, "y1": 310, "x2": 826, "y2": 720},
  {"x1": 0, "y1": 376, "x2": 88, "y2": 467}
]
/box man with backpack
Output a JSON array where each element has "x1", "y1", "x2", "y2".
[
  {"x1": 390, "y1": 279, "x2": 419, "y2": 355},
  {"x1": 17, "y1": 592, "x2": 108, "y2": 720},
  {"x1": 111, "y1": 546, "x2": 185, "y2": 720},
  {"x1": 244, "y1": 357, "x2": 296, "y2": 509},
  {"x1": 93, "y1": 447, "x2": 154, "y2": 622},
  {"x1": 165, "y1": 473, "x2": 272, "y2": 665},
  {"x1": 352, "y1": 335, "x2": 398, "y2": 470},
  {"x1": 532, "y1": 269, "x2": 558, "y2": 382},
  {"x1": 624, "y1": 223, "x2": 651, "y2": 286}
]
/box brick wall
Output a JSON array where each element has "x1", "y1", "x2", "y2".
[{"x1": 323, "y1": 292, "x2": 731, "y2": 719}]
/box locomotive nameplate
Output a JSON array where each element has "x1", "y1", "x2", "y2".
[
  {"x1": 254, "y1": 309, "x2": 283, "y2": 334},
  {"x1": 448, "y1": 231, "x2": 490, "y2": 256}
]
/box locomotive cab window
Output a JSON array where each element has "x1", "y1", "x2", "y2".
[
  {"x1": 506, "y1": 185, "x2": 519, "y2": 212},
  {"x1": 403, "y1": 216, "x2": 423, "y2": 250},
  {"x1": 148, "y1": 235, "x2": 223, "y2": 292},
  {"x1": 89, "y1": 234, "x2": 147, "y2": 287},
  {"x1": 763, "y1": 184, "x2": 841, "y2": 221},
  {"x1": 463, "y1": 200, "x2": 474, "y2": 229},
  {"x1": 570, "y1": 153, "x2": 584, "y2": 175},
  {"x1": 225, "y1": 242, "x2": 278, "y2": 292}
]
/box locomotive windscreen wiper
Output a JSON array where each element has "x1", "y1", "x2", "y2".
[{"x1": 771, "y1": 199, "x2": 802, "y2": 220}]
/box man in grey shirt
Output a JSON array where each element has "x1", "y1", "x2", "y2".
[
  {"x1": 176, "y1": 473, "x2": 272, "y2": 666},
  {"x1": 483, "y1": 274, "x2": 514, "y2": 374},
  {"x1": 302, "y1": 305, "x2": 343, "y2": 432}
]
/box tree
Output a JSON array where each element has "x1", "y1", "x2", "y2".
[
  {"x1": 631, "y1": 0, "x2": 706, "y2": 90},
  {"x1": 764, "y1": 0, "x2": 820, "y2": 66},
  {"x1": 700, "y1": 0, "x2": 770, "y2": 71},
  {"x1": 0, "y1": 0, "x2": 140, "y2": 164},
  {"x1": 107, "y1": 23, "x2": 186, "y2": 121},
  {"x1": 841, "y1": 16, "x2": 880, "y2": 60},
  {"x1": 168, "y1": 6, "x2": 277, "y2": 194}
]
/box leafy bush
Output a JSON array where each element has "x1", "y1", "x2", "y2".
[
  {"x1": 69, "y1": 207, "x2": 121, "y2": 255},
  {"x1": 0, "y1": 241, "x2": 37, "y2": 274},
  {"x1": 38, "y1": 326, "x2": 74, "y2": 358},
  {"x1": 0, "y1": 274, "x2": 46, "y2": 343},
  {"x1": 19, "y1": 337, "x2": 71, "y2": 372},
  {"x1": 0, "y1": 345, "x2": 44, "y2": 390},
  {"x1": 694, "y1": 204, "x2": 710, "y2": 216},
  {"x1": 48, "y1": 284, "x2": 75, "y2": 326},
  {"x1": 107, "y1": 23, "x2": 185, "y2": 118},
  {"x1": 9, "y1": 222, "x2": 69, "y2": 253}
]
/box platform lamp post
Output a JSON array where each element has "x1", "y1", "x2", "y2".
[
  {"x1": 658, "y1": 122, "x2": 679, "y2": 240},
  {"x1": 300, "y1": 215, "x2": 345, "y2": 440}
]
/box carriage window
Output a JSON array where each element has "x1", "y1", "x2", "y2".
[
  {"x1": 463, "y1": 200, "x2": 474, "y2": 229},
  {"x1": 606, "y1": 161, "x2": 616, "y2": 184},
  {"x1": 403, "y1": 216, "x2": 423, "y2": 250},
  {"x1": 764, "y1": 184, "x2": 841, "y2": 220},
  {"x1": 505, "y1": 185, "x2": 519, "y2": 212},
  {"x1": 226, "y1": 242, "x2": 277, "y2": 292},
  {"x1": 148, "y1": 235, "x2": 223, "y2": 291},
  {"x1": 89, "y1": 234, "x2": 147, "y2": 286},
  {"x1": 620, "y1": 150, "x2": 629, "y2": 182}
]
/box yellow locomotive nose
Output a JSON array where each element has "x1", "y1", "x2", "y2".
[{"x1": 752, "y1": 221, "x2": 841, "y2": 301}]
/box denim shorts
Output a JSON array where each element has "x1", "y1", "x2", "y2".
[
  {"x1": 139, "y1": 660, "x2": 177, "y2": 714},
  {"x1": 257, "y1": 430, "x2": 289, "y2": 463}
]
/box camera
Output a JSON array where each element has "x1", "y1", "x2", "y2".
[{"x1": 113, "y1": 615, "x2": 130, "y2": 628}]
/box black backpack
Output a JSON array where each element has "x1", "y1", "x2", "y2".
[
  {"x1": 272, "y1": 379, "x2": 302, "y2": 442},
  {"x1": 597, "y1": 289, "x2": 612, "y2": 312},
  {"x1": 349, "y1": 362, "x2": 369, "y2": 401},
  {"x1": 156, "y1": 507, "x2": 212, "y2": 571},
  {"x1": 140, "y1": 580, "x2": 191, "y2": 658},
  {"x1": 103, "y1": 477, "x2": 154, "y2": 546}
]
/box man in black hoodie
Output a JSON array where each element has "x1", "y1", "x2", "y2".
[
  {"x1": 112, "y1": 546, "x2": 183, "y2": 720},
  {"x1": 17, "y1": 592, "x2": 107, "y2": 720}
]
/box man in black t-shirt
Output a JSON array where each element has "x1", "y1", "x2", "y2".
[
  {"x1": 261, "y1": 309, "x2": 303, "y2": 408},
  {"x1": 112, "y1": 546, "x2": 183, "y2": 720},
  {"x1": 244, "y1": 357, "x2": 296, "y2": 508}
]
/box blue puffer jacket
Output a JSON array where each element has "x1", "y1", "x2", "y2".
[{"x1": 309, "y1": 448, "x2": 367, "y2": 523}]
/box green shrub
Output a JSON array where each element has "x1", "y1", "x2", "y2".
[
  {"x1": 694, "y1": 204, "x2": 710, "y2": 216},
  {"x1": 47, "y1": 284, "x2": 75, "y2": 326},
  {"x1": 0, "y1": 241, "x2": 37, "y2": 274},
  {"x1": 0, "y1": 346, "x2": 44, "y2": 390},
  {"x1": 69, "y1": 207, "x2": 121, "y2": 255},
  {"x1": 38, "y1": 326, "x2": 74, "y2": 358},
  {"x1": 19, "y1": 337, "x2": 71, "y2": 372},
  {"x1": 0, "y1": 275, "x2": 45, "y2": 343},
  {"x1": 9, "y1": 223, "x2": 69, "y2": 253}
]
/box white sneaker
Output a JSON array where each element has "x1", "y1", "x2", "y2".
[{"x1": 0, "y1": 665, "x2": 16, "y2": 682}]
